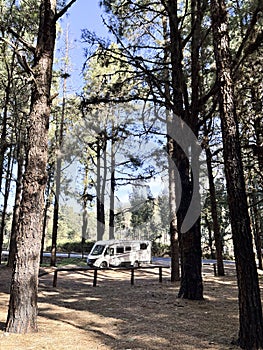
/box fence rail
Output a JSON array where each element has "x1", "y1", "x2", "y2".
[{"x1": 52, "y1": 265, "x2": 170, "y2": 287}]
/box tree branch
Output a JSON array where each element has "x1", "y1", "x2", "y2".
[
  {"x1": 0, "y1": 37, "x2": 35, "y2": 76},
  {"x1": 5, "y1": 27, "x2": 35, "y2": 53},
  {"x1": 233, "y1": 2, "x2": 263, "y2": 74},
  {"x1": 55, "y1": 0, "x2": 78, "y2": 21}
]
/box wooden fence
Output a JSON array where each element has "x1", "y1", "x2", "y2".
[{"x1": 52, "y1": 265, "x2": 170, "y2": 287}]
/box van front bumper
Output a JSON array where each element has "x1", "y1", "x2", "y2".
[{"x1": 87, "y1": 258, "x2": 96, "y2": 266}]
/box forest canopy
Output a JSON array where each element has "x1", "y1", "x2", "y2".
[{"x1": 0, "y1": 0, "x2": 262, "y2": 347}]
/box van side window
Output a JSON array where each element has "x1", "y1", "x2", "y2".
[
  {"x1": 140, "y1": 243, "x2": 147, "y2": 250},
  {"x1": 116, "y1": 246, "x2": 124, "y2": 254},
  {"x1": 125, "y1": 246, "x2": 131, "y2": 252}
]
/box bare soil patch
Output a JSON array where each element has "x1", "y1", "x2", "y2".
[{"x1": 0, "y1": 263, "x2": 258, "y2": 350}]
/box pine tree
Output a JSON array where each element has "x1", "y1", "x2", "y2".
[
  {"x1": 210, "y1": 0, "x2": 263, "y2": 347},
  {"x1": 5, "y1": 0, "x2": 77, "y2": 334}
]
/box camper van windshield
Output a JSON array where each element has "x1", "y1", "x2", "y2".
[{"x1": 92, "y1": 244, "x2": 105, "y2": 255}]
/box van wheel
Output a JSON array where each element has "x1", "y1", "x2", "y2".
[{"x1": 100, "y1": 261, "x2": 107, "y2": 268}]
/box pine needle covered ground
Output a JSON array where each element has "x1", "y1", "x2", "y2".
[{"x1": 1, "y1": 263, "x2": 261, "y2": 349}]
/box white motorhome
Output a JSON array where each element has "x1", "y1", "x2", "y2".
[{"x1": 87, "y1": 239, "x2": 152, "y2": 268}]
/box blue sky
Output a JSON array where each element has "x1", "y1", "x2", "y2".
[
  {"x1": 67, "y1": 0, "x2": 108, "y2": 37},
  {"x1": 55, "y1": 1, "x2": 168, "y2": 212},
  {"x1": 56, "y1": 0, "x2": 109, "y2": 92}
]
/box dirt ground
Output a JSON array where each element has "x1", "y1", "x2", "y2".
[{"x1": 0, "y1": 262, "x2": 258, "y2": 350}]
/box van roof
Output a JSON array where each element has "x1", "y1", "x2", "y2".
[{"x1": 94, "y1": 239, "x2": 151, "y2": 245}]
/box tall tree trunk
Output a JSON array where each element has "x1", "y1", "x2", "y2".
[
  {"x1": 210, "y1": 0, "x2": 263, "y2": 347},
  {"x1": 204, "y1": 136, "x2": 225, "y2": 275},
  {"x1": 204, "y1": 214, "x2": 214, "y2": 259},
  {"x1": 6, "y1": 0, "x2": 57, "y2": 333},
  {"x1": 250, "y1": 190, "x2": 262, "y2": 270},
  {"x1": 163, "y1": 14, "x2": 180, "y2": 282},
  {"x1": 51, "y1": 145, "x2": 63, "y2": 266},
  {"x1": 0, "y1": 50, "x2": 16, "y2": 191},
  {"x1": 0, "y1": 145, "x2": 15, "y2": 263},
  {"x1": 6, "y1": 0, "x2": 77, "y2": 333},
  {"x1": 81, "y1": 164, "x2": 89, "y2": 244},
  {"x1": 81, "y1": 204, "x2": 88, "y2": 257},
  {"x1": 100, "y1": 138, "x2": 107, "y2": 238},
  {"x1": 7, "y1": 110, "x2": 27, "y2": 268},
  {"x1": 40, "y1": 175, "x2": 52, "y2": 265},
  {"x1": 50, "y1": 188, "x2": 59, "y2": 266},
  {"x1": 96, "y1": 138, "x2": 105, "y2": 240},
  {"x1": 168, "y1": 132, "x2": 180, "y2": 282},
  {"x1": 254, "y1": 117, "x2": 263, "y2": 172},
  {"x1": 166, "y1": 0, "x2": 203, "y2": 299},
  {"x1": 50, "y1": 25, "x2": 69, "y2": 266},
  {"x1": 109, "y1": 134, "x2": 115, "y2": 240},
  {"x1": 8, "y1": 145, "x2": 24, "y2": 268}
]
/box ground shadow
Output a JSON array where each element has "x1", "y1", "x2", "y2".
[{"x1": 36, "y1": 265, "x2": 241, "y2": 350}]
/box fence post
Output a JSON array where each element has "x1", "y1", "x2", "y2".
[
  {"x1": 93, "y1": 268, "x2": 98, "y2": 287},
  {"x1": 159, "y1": 267, "x2": 163, "y2": 283},
  {"x1": 53, "y1": 270, "x2": 58, "y2": 287},
  {"x1": 213, "y1": 263, "x2": 217, "y2": 276},
  {"x1": 131, "y1": 268, "x2": 135, "y2": 285}
]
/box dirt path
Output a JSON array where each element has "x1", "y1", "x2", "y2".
[{"x1": 0, "y1": 263, "x2": 250, "y2": 349}]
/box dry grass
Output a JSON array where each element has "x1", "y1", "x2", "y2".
[{"x1": 0, "y1": 263, "x2": 254, "y2": 350}]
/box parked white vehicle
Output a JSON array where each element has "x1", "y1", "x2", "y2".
[{"x1": 87, "y1": 239, "x2": 152, "y2": 268}]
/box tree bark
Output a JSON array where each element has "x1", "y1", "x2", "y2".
[
  {"x1": 168, "y1": 132, "x2": 180, "y2": 282},
  {"x1": 210, "y1": 0, "x2": 263, "y2": 347},
  {"x1": 166, "y1": 0, "x2": 203, "y2": 299},
  {"x1": 96, "y1": 137, "x2": 106, "y2": 241},
  {"x1": 109, "y1": 134, "x2": 116, "y2": 240},
  {"x1": 250, "y1": 190, "x2": 262, "y2": 270},
  {"x1": 0, "y1": 50, "x2": 16, "y2": 191},
  {"x1": 204, "y1": 138, "x2": 225, "y2": 275},
  {"x1": 8, "y1": 146, "x2": 24, "y2": 268},
  {"x1": 254, "y1": 117, "x2": 263, "y2": 173},
  {"x1": 50, "y1": 29, "x2": 69, "y2": 266},
  {"x1": 40, "y1": 176, "x2": 52, "y2": 265},
  {"x1": 6, "y1": 0, "x2": 57, "y2": 333},
  {"x1": 162, "y1": 14, "x2": 180, "y2": 282},
  {"x1": 0, "y1": 144, "x2": 15, "y2": 263},
  {"x1": 204, "y1": 213, "x2": 214, "y2": 259}
]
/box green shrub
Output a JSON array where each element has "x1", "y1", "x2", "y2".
[
  {"x1": 151, "y1": 242, "x2": 170, "y2": 257},
  {"x1": 46, "y1": 240, "x2": 95, "y2": 253}
]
